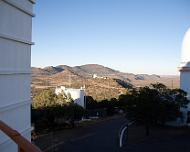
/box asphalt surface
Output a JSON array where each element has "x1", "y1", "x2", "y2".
[
  {"x1": 121, "y1": 138, "x2": 190, "y2": 152},
  {"x1": 57, "y1": 116, "x2": 126, "y2": 152},
  {"x1": 34, "y1": 116, "x2": 190, "y2": 152},
  {"x1": 120, "y1": 125, "x2": 190, "y2": 152},
  {"x1": 34, "y1": 115, "x2": 127, "y2": 152}
]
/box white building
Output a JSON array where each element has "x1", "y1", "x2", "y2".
[
  {"x1": 0, "y1": 0, "x2": 35, "y2": 151},
  {"x1": 179, "y1": 27, "x2": 190, "y2": 125},
  {"x1": 93, "y1": 74, "x2": 98, "y2": 79},
  {"x1": 92, "y1": 73, "x2": 107, "y2": 79},
  {"x1": 55, "y1": 86, "x2": 86, "y2": 108}
]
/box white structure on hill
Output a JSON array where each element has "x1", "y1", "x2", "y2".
[
  {"x1": 55, "y1": 86, "x2": 86, "y2": 108},
  {"x1": 179, "y1": 27, "x2": 190, "y2": 125},
  {"x1": 0, "y1": 0, "x2": 35, "y2": 151},
  {"x1": 92, "y1": 73, "x2": 107, "y2": 79}
]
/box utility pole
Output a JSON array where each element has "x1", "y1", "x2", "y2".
[
  {"x1": 171, "y1": 80, "x2": 173, "y2": 89},
  {"x1": 69, "y1": 74, "x2": 71, "y2": 87}
]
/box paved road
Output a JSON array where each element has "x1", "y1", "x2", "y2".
[
  {"x1": 120, "y1": 125, "x2": 190, "y2": 152},
  {"x1": 34, "y1": 115, "x2": 127, "y2": 152},
  {"x1": 57, "y1": 116, "x2": 126, "y2": 152},
  {"x1": 35, "y1": 116, "x2": 190, "y2": 152},
  {"x1": 121, "y1": 138, "x2": 190, "y2": 152}
]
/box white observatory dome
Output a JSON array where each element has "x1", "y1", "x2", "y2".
[{"x1": 181, "y1": 28, "x2": 190, "y2": 67}]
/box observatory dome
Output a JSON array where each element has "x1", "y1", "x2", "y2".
[{"x1": 181, "y1": 28, "x2": 190, "y2": 67}]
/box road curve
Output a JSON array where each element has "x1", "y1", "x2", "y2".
[{"x1": 39, "y1": 116, "x2": 127, "y2": 152}]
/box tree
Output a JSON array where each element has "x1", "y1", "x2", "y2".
[
  {"x1": 86, "y1": 96, "x2": 97, "y2": 109},
  {"x1": 63, "y1": 103, "x2": 84, "y2": 127},
  {"x1": 32, "y1": 89, "x2": 57, "y2": 108},
  {"x1": 125, "y1": 83, "x2": 189, "y2": 136},
  {"x1": 117, "y1": 90, "x2": 137, "y2": 110},
  {"x1": 32, "y1": 89, "x2": 85, "y2": 131},
  {"x1": 56, "y1": 91, "x2": 73, "y2": 106},
  {"x1": 171, "y1": 89, "x2": 189, "y2": 108},
  {"x1": 32, "y1": 89, "x2": 74, "y2": 108},
  {"x1": 56, "y1": 90, "x2": 67, "y2": 106}
]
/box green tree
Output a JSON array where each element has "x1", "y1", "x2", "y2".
[
  {"x1": 65, "y1": 92, "x2": 73, "y2": 103},
  {"x1": 171, "y1": 89, "x2": 189, "y2": 108},
  {"x1": 32, "y1": 89, "x2": 85, "y2": 131},
  {"x1": 56, "y1": 91, "x2": 73, "y2": 106},
  {"x1": 125, "y1": 83, "x2": 189, "y2": 136},
  {"x1": 63, "y1": 103, "x2": 84, "y2": 127},
  {"x1": 86, "y1": 96, "x2": 97, "y2": 109},
  {"x1": 32, "y1": 89, "x2": 57, "y2": 108}
]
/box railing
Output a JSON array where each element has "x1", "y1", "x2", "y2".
[{"x1": 0, "y1": 120, "x2": 42, "y2": 152}]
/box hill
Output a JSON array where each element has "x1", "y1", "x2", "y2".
[{"x1": 31, "y1": 64, "x2": 179, "y2": 101}]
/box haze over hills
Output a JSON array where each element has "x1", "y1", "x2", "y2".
[{"x1": 32, "y1": 64, "x2": 179, "y2": 101}]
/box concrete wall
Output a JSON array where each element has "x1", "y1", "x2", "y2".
[
  {"x1": 180, "y1": 71, "x2": 190, "y2": 100},
  {"x1": 0, "y1": 0, "x2": 34, "y2": 151},
  {"x1": 65, "y1": 89, "x2": 85, "y2": 108},
  {"x1": 176, "y1": 27, "x2": 190, "y2": 126},
  {"x1": 180, "y1": 70, "x2": 190, "y2": 125},
  {"x1": 55, "y1": 86, "x2": 85, "y2": 108}
]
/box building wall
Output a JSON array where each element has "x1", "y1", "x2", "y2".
[
  {"x1": 180, "y1": 70, "x2": 190, "y2": 125},
  {"x1": 65, "y1": 89, "x2": 85, "y2": 108},
  {"x1": 55, "y1": 86, "x2": 85, "y2": 108},
  {"x1": 179, "y1": 27, "x2": 190, "y2": 125},
  {"x1": 180, "y1": 71, "x2": 190, "y2": 100},
  {"x1": 0, "y1": 0, "x2": 34, "y2": 151}
]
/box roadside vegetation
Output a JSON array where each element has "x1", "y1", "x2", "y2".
[
  {"x1": 32, "y1": 89, "x2": 84, "y2": 135},
  {"x1": 124, "y1": 83, "x2": 189, "y2": 136},
  {"x1": 31, "y1": 83, "x2": 189, "y2": 137}
]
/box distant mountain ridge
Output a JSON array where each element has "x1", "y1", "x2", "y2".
[
  {"x1": 32, "y1": 64, "x2": 179, "y2": 101},
  {"x1": 32, "y1": 64, "x2": 160, "y2": 78}
]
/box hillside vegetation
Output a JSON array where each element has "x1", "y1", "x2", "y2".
[{"x1": 32, "y1": 64, "x2": 179, "y2": 101}]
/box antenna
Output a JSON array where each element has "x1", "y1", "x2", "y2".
[
  {"x1": 171, "y1": 80, "x2": 173, "y2": 89},
  {"x1": 69, "y1": 73, "x2": 71, "y2": 87}
]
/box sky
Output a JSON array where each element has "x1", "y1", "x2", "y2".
[{"x1": 32, "y1": 0, "x2": 190, "y2": 75}]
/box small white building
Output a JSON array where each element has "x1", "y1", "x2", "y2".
[
  {"x1": 55, "y1": 86, "x2": 85, "y2": 108},
  {"x1": 92, "y1": 73, "x2": 107, "y2": 79}
]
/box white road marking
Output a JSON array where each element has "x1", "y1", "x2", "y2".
[
  {"x1": 119, "y1": 121, "x2": 134, "y2": 148},
  {"x1": 43, "y1": 133, "x2": 95, "y2": 152},
  {"x1": 44, "y1": 140, "x2": 65, "y2": 152},
  {"x1": 70, "y1": 133, "x2": 96, "y2": 142}
]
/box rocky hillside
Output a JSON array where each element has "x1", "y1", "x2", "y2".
[{"x1": 32, "y1": 64, "x2": 179, "y2": 101}]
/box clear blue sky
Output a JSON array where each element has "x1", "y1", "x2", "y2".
[{"x1": 32, "y1": 0, "x2": 190, "y2": 75}]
